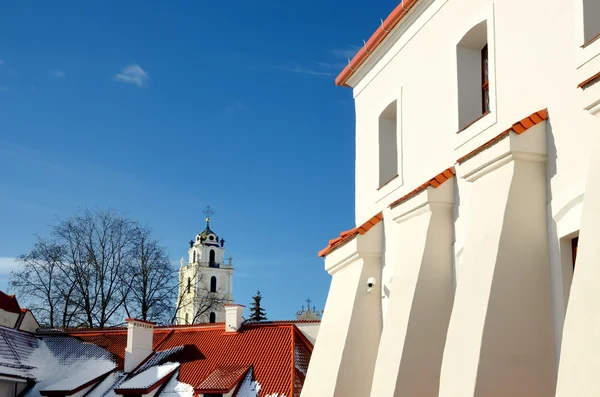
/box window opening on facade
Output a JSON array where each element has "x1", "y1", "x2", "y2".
[
  {"x1": 457, "y1": 20, "x2": 489, "y2": 130},
  {"x1": 378, "y1": 100, "x2": 398, "y2": 187}
]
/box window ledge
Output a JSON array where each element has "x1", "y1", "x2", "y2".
[
  {"x1": 582, "y1": 32, "x2": 600, "y2": 49},
  {"x1": 378, "y1": 174, "x2": 399, "y2": 190},
  {"x1": 456, "y1": 111, "x2": 491, "y2": 134}
]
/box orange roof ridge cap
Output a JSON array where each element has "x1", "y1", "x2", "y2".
[
  {"x1": 577, "y1": 71, "x2": 600, "y2": 89},
  {"x1": 318, "y1": 212, "x2": 383, "y2": 257},
  {"x1": 336, "y1": 0, "x2": 420, "y2": 86},
  {"x1": 389, "y1": 167, "x2": 455, "y2": 209},
  {"x1": 457, "y1": 109, "x2": 548, "y2": 164}
]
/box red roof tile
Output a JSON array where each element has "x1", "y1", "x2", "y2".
[
  {"x1": 457, "y1": 109, "x2": 549, "y2": 164},
  {"x1": 0, "y1": 290, "x2": 21, "y2": 314},
  {"x1": 577, "y1": 71, "x2": 600, "y2": 89},
  {"x1": 69, "y1": 323, "x2": 312, "y2": 397},
  {"x1": 336, "y1": 0, "x2": 420, "y2": 86},
  {"x1": 318, "y1": 213, "x2": 383, "y2": 257},
  {"x1": 388, "y1": 167, "x2": 455, "y2": 208},
  {"x1": 196, "y1": 365, "x2": 251, "y2": 393}
]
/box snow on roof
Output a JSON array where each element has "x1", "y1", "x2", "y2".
[
  {"x1": 232, "y1": 367, "x2": 260, "y2": 397},
  {"x1": 85, "y1": 371, "x2": 127, "y2": 397},
  {"x1": 70, "y1": 323, "x2": 313, "y2": 397},
  {"x1": 157, "y1": 371, "x2": 194, "y2": 397},
  {"x1": 117, "y1": 362, "x2": 180, "y2": 391},
  {"x1": 23, "y1": 337, "x2": 117, "y2": 396},
  {"x1": 0, "y1": 326, "x2": 37, "y2": 379},
  {"x1": 134, "y1": 345, "x2": 185, "y2": 374}
]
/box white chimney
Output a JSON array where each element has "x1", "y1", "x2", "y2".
[
  {"x1": 124, "y1": 318, "x2": 155, "y2": 372},
  {"x1": 225, "y1": 304, "x2": 245, "y2": 332}
]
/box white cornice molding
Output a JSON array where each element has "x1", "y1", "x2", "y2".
[
  {"x1": 457, "y1": 122, "x2": 548, "y2": 182},
  {"x1": 390, "y1": 182, "x2": 455, "y2": 224},
  {"x1": 347, "y1": 0, "x2": 445, "y2": 93}
]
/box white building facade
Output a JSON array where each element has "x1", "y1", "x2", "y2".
[
  {"x1": 301, "y1": 0, "x2": 600, "y2": 396},
  {"x1": 176, "y1": 215, "x2": 234, "y2": 325}
]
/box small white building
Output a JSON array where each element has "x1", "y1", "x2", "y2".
[
  {"x1": 176, "y1": 212, "x2": 234, "y2": 325},
  {"x1": 301, "y1": 0, "x2": 600, "y2": 396}
]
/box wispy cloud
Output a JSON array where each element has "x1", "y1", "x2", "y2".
[
  {"x1": 317, "y1": 61, "x2": 347, "y2": 70},
  {"x1": 114, "y1": 64, "x2": 149, "y2": 87},
  {"x1": 225, "y1": 101, "x2": 248, "y2": 114},
  {"x1": 49, "y1": 69, "x2": 66, "y2": 78},
  {"x1": 275, "y1": 66, "x2": 335, "y2": 77},
  {"x1": 330, "y1": 46, "x2": 361, "y2": 60}
]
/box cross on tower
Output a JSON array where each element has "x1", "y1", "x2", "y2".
[{"x1": 203, "y1": 205, "x2": 214, "y2": 226}]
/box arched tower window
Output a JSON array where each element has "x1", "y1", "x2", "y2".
[
  {"x1": 209, "y1": 312, "x2": 216, "y2": 323},
  {"x1": 193, "y1": 250, "x2": 196, "y2": 263},
  {"x1": 210, "y1": 276, "x2": 217, "y2": 293},
  {"x1": 209, "y1": 249, "x2": 216, "y2": 266},
  {"x1": 185, "y1": 313, "x2": 189, "y2": 325},
  {"x1": 187, "y1": 277, "x2": 191, "y2": 294}
]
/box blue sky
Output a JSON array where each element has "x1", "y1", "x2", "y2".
[{"x1": 0, "y1": 0, "x2": 399, "y2": 320}]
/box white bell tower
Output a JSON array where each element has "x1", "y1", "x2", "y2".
[{"x1": 176, "y1": 206, "x2": 234, "y2": 325}]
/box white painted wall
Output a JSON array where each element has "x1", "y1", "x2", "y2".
[
  {"x1": 304, "y1": 0, "x2": 600, "y2": 395},
  {"x1": 295, "y1": 323, "x2": 320, "y2": 345},
  {"x1": 18, "y1": 310, "x2": 39, "y2": 333},
  {"x1": 0, "y1": 309, "x2": 18, "y2": 328}
]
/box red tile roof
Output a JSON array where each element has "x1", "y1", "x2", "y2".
[
  {"x1": 577, "y1": 71, "x2": 600, "y2": 89},
  {"x1": 0, "y1": 290, "x2": 21, "y2": 314},
  {"x1": 389, "y1": 167, "x2": 455, "y2": 208},
  {"x1": 318, "y1": 212, "x2": 383, "y2": 257},
  {"x1": 68, "y1": 322, "x2": 312, "y2": 397},
  {"x1": 457, "y1": 109, "x2": 548, "y2": 164},
  {"x1": 336, "y1": 0, "x2": 420, "y2": 86},
  {"x1": 196, "y1": 365, "x2": 251, "y2": 393}
]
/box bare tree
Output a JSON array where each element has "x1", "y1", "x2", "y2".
[
  {"x1": 10, "y1": 239, "x2": 80, "y2": 328},
  {"x1": 10, "y1": 208, "x2": 177, "y2": 328},
  {"x1": 123, "y1": 226, "x2": 178, "y2": 324},
  {"x1": 11, "y1": 207, "x2": 226, "y2": 328}
]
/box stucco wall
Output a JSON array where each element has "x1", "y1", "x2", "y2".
[
  {"x1": 303, "y1": 0, "x2": 600, "y2": 396},
  {"x1": 0, "y1": 309, "x2": 18, "y2": 329}
]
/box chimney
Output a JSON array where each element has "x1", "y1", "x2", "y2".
[
  {"x1": 224, "y1": 304, "x2": 245, "y2": 332},
  {"x1": 124, "y1": 318, "x2": 155, "y2": 372}
]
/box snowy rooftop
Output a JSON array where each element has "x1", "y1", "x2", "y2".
[{"x1": 117, "y1": 362, "x2": 180, "y2": 390}]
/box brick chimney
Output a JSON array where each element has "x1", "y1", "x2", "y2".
[
  {"x1": 224, "y1": 304, "x2": 245, "y2": 332},
  {"x1": 124, "y1": 318, "x2": 155, "y2": 372}
]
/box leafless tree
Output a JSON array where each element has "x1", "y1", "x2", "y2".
[
  {"x1": 9, "y1": 207, "x2": 182, "y2": 328},
  {"x1": 10, "y1": 239, "x2": 80, "y2": 328},
  {"x1": 11, "y1": 207, "x2": 229, "y2": 329},
  {"x1": 123, "y1": 227, "x2": 178, "y2": 324}
]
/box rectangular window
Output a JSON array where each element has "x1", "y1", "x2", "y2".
[
  {"x1": 378, "y1": 101, "x2": 399, "y2": 187},
  {"x1": 481, "y1": 44, "x2": 489, "y2": 114},
  {"x1": 456, "y1": 21, "x2": 489, "y2": 131},
  {"x1": 583, "y1": 0, "x2": 600, "y2": 45}
]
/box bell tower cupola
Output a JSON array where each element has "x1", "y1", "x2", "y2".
[{"x1": 176, "y1": 205, "x2": 235, "y2": 325}]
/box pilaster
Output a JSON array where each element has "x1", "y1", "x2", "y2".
[
  {"x1": 438, "y1": 122, "x2": 556, "y2": 397},
  {"x1": 301, "y1": 223, "x2": 383, "y2": 397},
  {"x1": 555, "y1": 113, "x2": 600, "y2": 396},
  {"x1": 369, "y1": 179, "x2": 455, "y2": 397}
]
